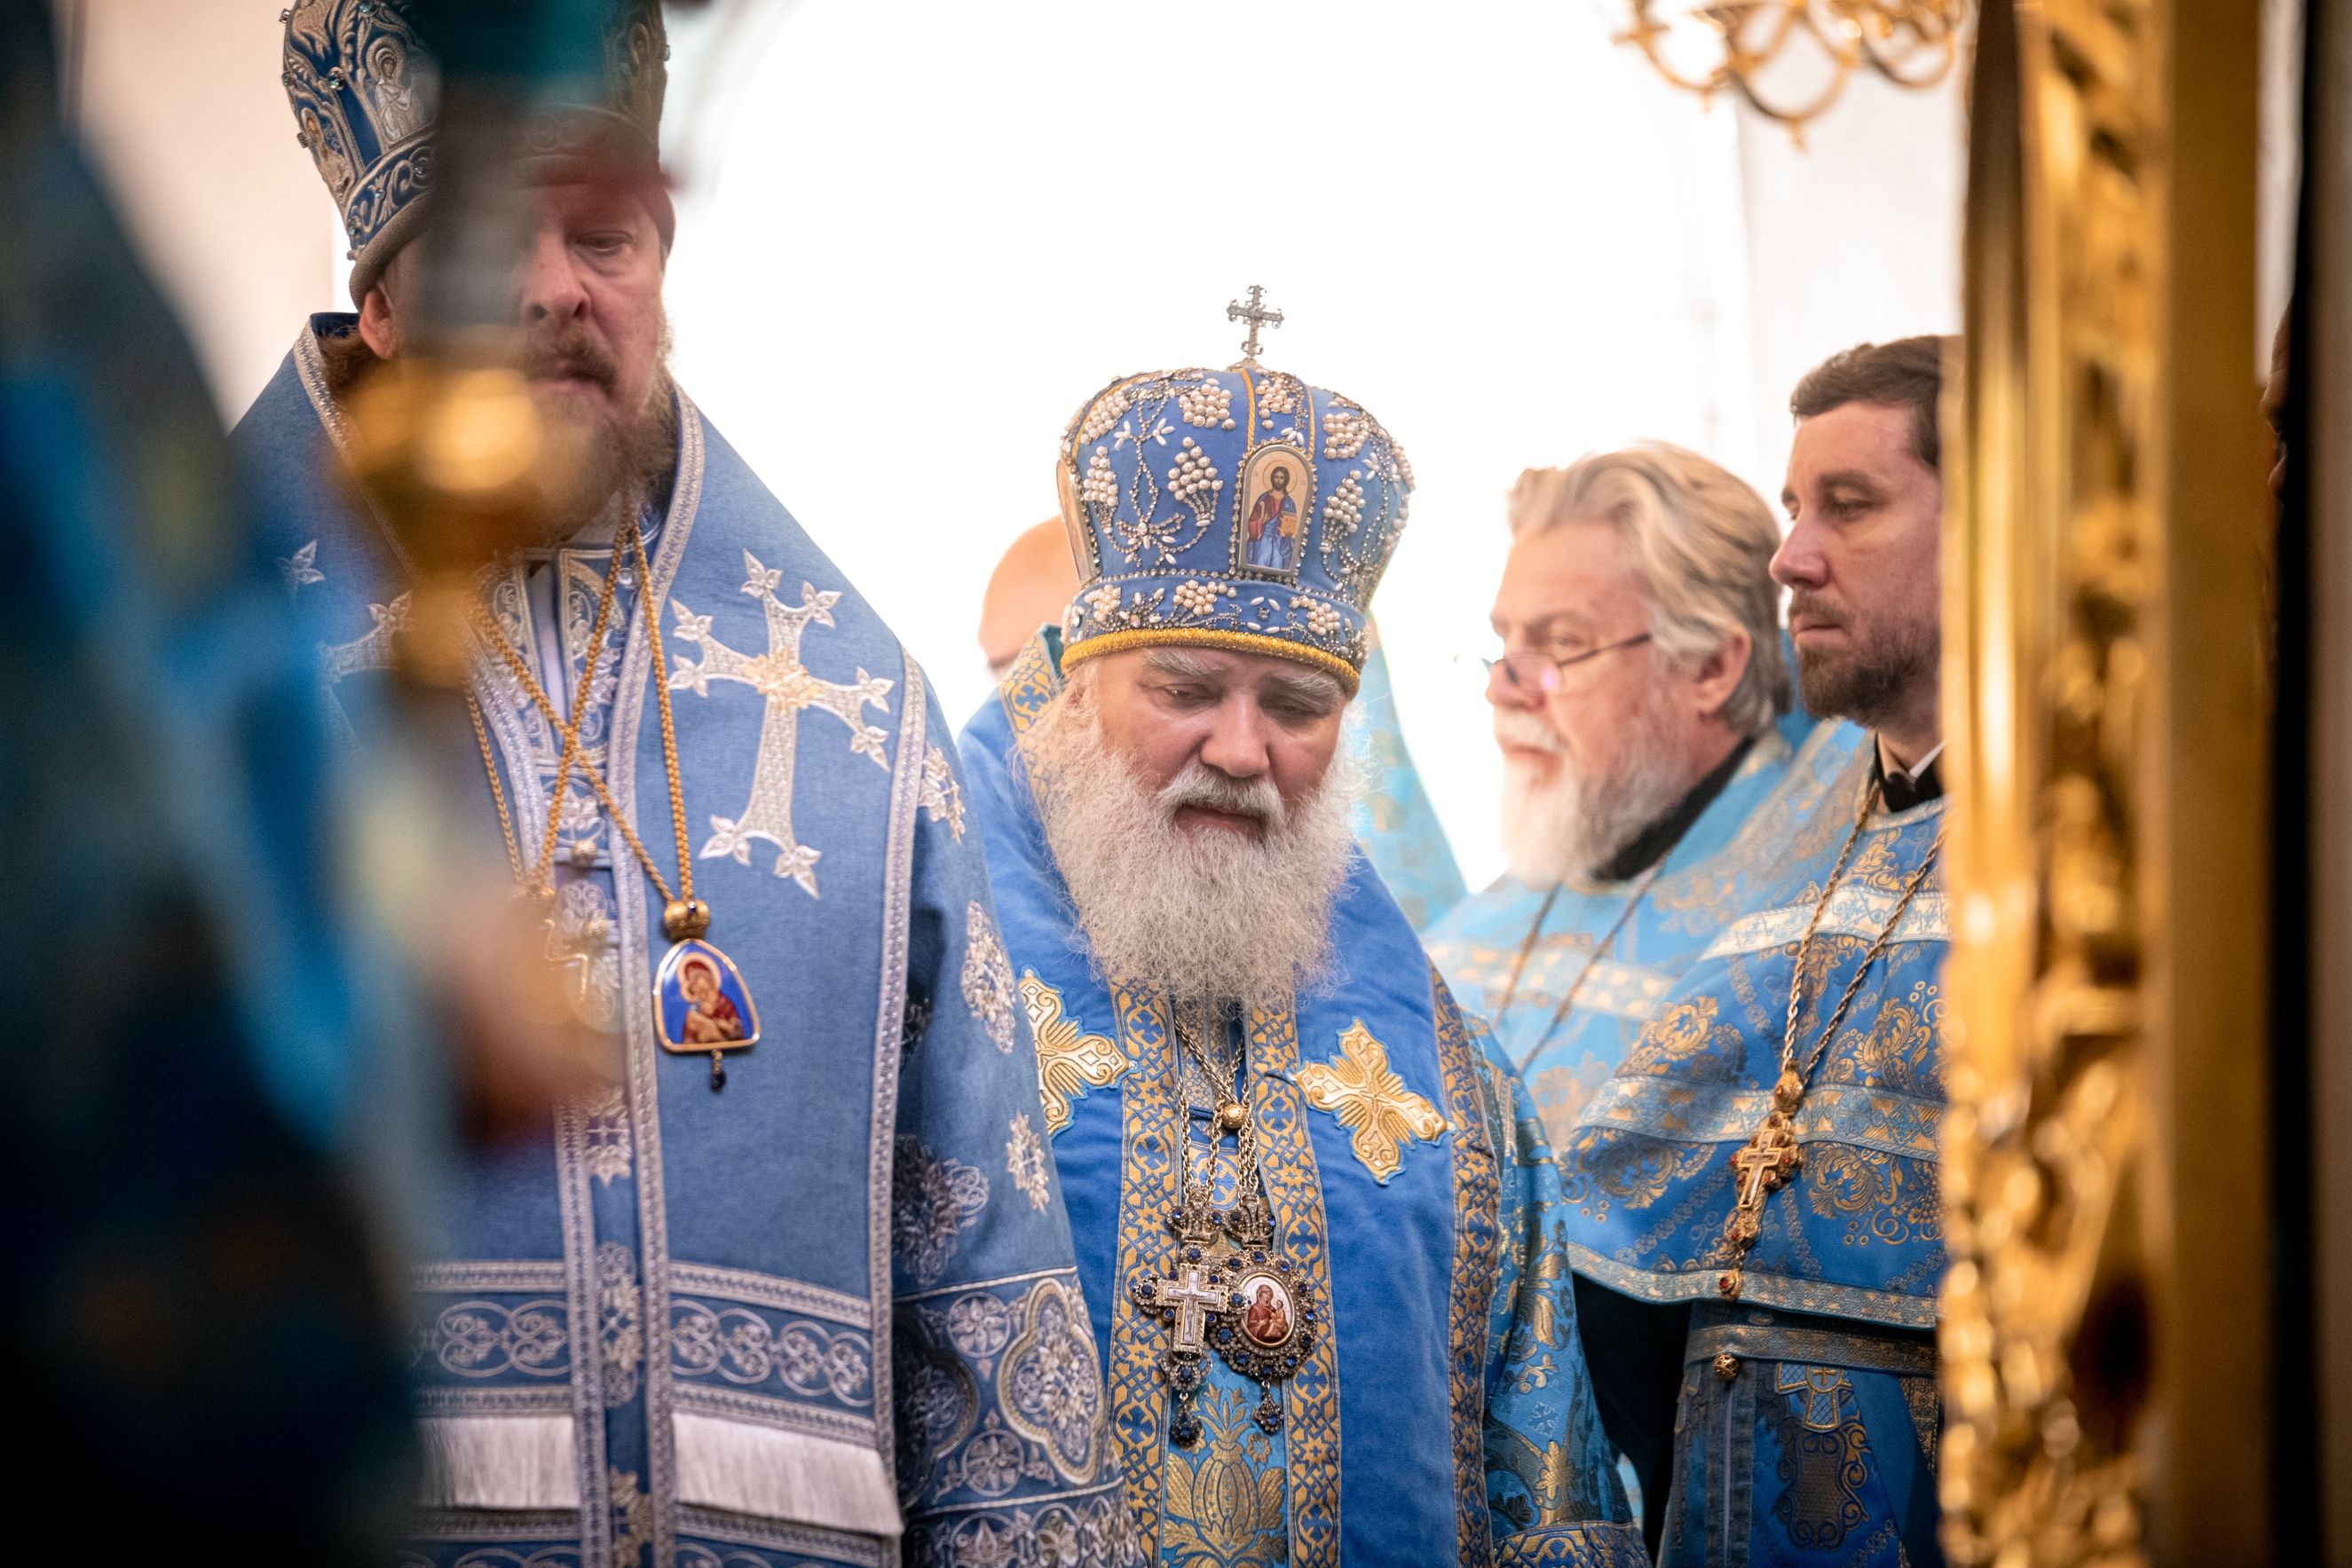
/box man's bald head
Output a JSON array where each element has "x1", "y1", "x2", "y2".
[{"x1": 980, "y1": 517, "x2": 1081, "y2": 674}]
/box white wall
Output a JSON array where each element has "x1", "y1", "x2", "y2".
[
  {"x1": 665, "y1": 0, "x2": 1767, "y2": 886},
  {"x1": 1733, "y1": 70, "x2": 1967, "y2": 515}
]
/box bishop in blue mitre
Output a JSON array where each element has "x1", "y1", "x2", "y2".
[
  {"x1": 233, "y1": 6, "x2": 1131, "y2": 1564},
  {"x1": 1554, "y1": 341, "x2": 1954, "y2": 1566},
  {"x1": 959, "y1": 337, "x2": 1648, "y2": 1567}
]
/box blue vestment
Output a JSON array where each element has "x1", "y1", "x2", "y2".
[
  {"x1": 1425, "y1": 713, "x2": 1856, "y2": 1152},
  {"x1": 1346, "y1": 638, "x2": 1464, "y2": 933},
  {"x1": 2, "y1": 34, "x2": 413, "y2": 1551},
  {"x1": 959, "y1": 630, "x2": 1646, "y2": 1568},
  {"x1": 233, "y1": 319, "x2": 1132, "y2": 1568},
  {"x1": 1558, "y1": 725, "x2": 1946, "y2": 1566}
]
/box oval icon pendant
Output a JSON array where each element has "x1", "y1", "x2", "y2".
[{"x1": 655, "y1": 937, "x2": 762, "y2": 1060}]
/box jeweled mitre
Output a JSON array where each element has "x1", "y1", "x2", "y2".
[
  {"x1": 280, "y1": 0, "x2": 669, "y2": 302},
  {"x1": 1056, "y1": 364, "x2": 1413, "y2": 689}
]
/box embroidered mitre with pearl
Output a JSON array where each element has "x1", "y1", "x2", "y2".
[{"x1": 1055, "y1": 359, "x2": 1413, "y2": 690}]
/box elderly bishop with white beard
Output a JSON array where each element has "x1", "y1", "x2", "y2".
[{"x1": 958, "y1": 342, "x2": 1647, "y2": 1568}]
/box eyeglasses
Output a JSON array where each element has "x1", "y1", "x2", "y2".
[{"x1": 1482, "y1": 633, "x2": 1654, "y2": 694}]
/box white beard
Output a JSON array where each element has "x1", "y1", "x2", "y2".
[
  {"x1": 1022, "y1": 686, "x2": 1363, "y2": 1009},
  {"x1": 1495, "y1": 695, "x2": 1691, "y2": 886}
]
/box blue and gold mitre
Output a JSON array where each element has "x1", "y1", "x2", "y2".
[
  {"x1": 1055, "y1": 359, "x2": 1413, "y2": 690},
  {"x1": 281, "y1": 0, "x2": 669, "y2": 303}
]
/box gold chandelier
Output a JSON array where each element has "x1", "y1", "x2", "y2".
[{"x1": 1617, "y1": 1, "x2": 1968, "y2": 144}]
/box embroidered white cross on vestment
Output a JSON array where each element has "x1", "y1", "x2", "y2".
[{"x1": 667, "y1": 550, "x2": 894, "y2": 895}]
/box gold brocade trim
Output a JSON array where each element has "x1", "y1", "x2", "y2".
[
  {"x1": 1107, "y1": 987, "x2": 1182, "y2": 1559},
  {"x1": 1685, "y1": 1319, "x2": 1938, "y2": 1378},
  {"x1": 1429, "y1": 966, "x2": 1502, "y2": 1566},
  {"x1": 1559, "y1": 1240, "x2": 1938, "y2": 1331},
  {"x1": 998, "y1": 631, "x2": 1062, "y2": 737},
  {"x1": 1246, "y1": 1005, "x2": 1342, "y2": 1568},
  {"x1": 1060, "y1": 626, "x2": 1363, "y2": 691}
]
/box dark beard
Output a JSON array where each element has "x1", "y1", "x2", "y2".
[{"x1": 1794, "y1": 625, "x2": 1937, "y2": 729}]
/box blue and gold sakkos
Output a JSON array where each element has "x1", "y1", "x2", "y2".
[
  {"x1": 960, "y1": 629, "x2": 1647, "y2": 1568},
  {"x1": 1558, "y1": 725, "x2": 1948, "y2": 1566},
  {"x1": 1054, "y1": 358, "x2": 1411, "y2": 691}
]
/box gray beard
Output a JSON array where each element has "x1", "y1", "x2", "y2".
[
  {"x1": 1496, "y1": 692, "x2": 1690, "y2": 885},
  {"x1": 1022, "y1": 685, "x2": 1364, "y2": 1010}
]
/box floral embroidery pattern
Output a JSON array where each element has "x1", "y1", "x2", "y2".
[
  {"x1": 1021, "y1": 972, "x2": 1128, "y2": 1134},
  {"x1": 580, "y1": 1083, "x2": 632, "y2": 1184},
  {"x1": 1006, "y1": 1114, "x2": 1052, "y2": 1212},
  {"x1": 962, "y1": 903, "x2": 1018, "y2": 1053},
  {"x1": 597, "y1": 1241, "x2": 643, "y2": 1408},
  {"x1": 670, "y1": 1301, "x2": 872, "y2": 1404},
  {"x1": 549, "y1": 879, "x2": 620, "y2": 1028},
  {"x1": 1161, "y1": 1383, "x2": 1287, "y2": 1567},
  {"x1": 1295, "y1": 1020, "x2": 1448, "y2": 1184},
  {"x1": 424, "y1": 1296, "x2": 570, "y2": 1378},
  {"x1": 998, "y1": 1278, "x2": 1109, "y2": 1484},
  {"x1": 279, "y1": 539, "x2": 325, "y2": 593},
  {"x1": 893, "y1": 1135, "x2": 991, "y2": 1287},
  {"x1": 920, "y1": 745, "x2": 967, "y2": 841},
  {"x1": 612, "y1": 1466, "x2": 652, "y2": 1563}
]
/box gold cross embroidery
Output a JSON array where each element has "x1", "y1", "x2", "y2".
[
  {"x1": 1296, "y1": 1020, "x2": 1448, "y2": 1184},
  {"x1": 1020, "y1": 973, "x2": 1128, "y2": 1134}
]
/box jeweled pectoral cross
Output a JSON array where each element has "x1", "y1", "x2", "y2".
[
  {"x1": 1149, "y1": 1260, "x2": 1227, "y2": 1355},
  {"x1": 1227, "y1": 284, "x2": 1284, "y2": 362},
  {"x1": 1717, "y1": 1113, "x2": 1802, "y2": 1299}
]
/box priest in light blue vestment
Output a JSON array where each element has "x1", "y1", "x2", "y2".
[
  {"x1": 234, "y1": 7, "x2": 1130, "y2": 1564},
  {"x1": 962, "y1": 350, "x2": 1646, "y2": 1567},
  {"x1": 1557, "y1": 340, "x2": 1955, "y2": 1567},
  {"x1": 1425, "y1": 446, "x2": 1856, "y2": 1155}
]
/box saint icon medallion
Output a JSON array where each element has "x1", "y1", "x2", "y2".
[{"x1": 655, "y1": 938, "x2": 761, "y2": 1087}]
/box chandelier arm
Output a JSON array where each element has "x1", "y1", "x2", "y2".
[{"x1": 1616, "y1": 3, "x2": 1740, "y2": 96}]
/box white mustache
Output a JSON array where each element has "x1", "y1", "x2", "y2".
[
  {"x1": 1493, "y1": 710, "x2": 1564, "y2": 754},
  {"x1": 1160, "y1": 764, "x2": 1284, "y2": 826}
]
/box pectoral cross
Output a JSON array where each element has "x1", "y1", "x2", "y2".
[
  {"x1": 1149, "y1": 1259, "x2": 1227, "y2": 1354},
  {"x1": 1733, "y1": 1117, "x2": 1802, "y2": 1209},
  {"x1": 1717, "y1": 1114, "x2": 1801, "y2": 1300},
  {"x1": 1227, "y1": 285, "x2": 1284, "y2": 362}
]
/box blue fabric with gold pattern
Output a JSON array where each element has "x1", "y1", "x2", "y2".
[
  {"x1": 1425, "y1": 713, "x2": 1859, "y2": 1148},
  {"x1": 958, "y1": 627, "x2": 1646, "y2": 1568},
  {"x1": 1656, "y1": 1303, "x2": 1940, "y2": 1566},
  {"x1": 233, "y1": 322, "x2": 1134, "y2": 1568},
  {"x1": 1554, "y1": 724, "x2": 1947, "y2": 1567},
  {"x1": 1345, "y1": 636, "x2": 1465, "y2": 933},
  {"x1": 1054, "y1": 363, "x2": 1409, "y2": 692}
]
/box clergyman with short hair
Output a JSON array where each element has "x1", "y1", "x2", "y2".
[{"x1": 1556, "y1": 337, "x2": 1956, "y2": 1567}]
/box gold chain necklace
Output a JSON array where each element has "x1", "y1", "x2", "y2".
[
  {"x1": 1496, "y1": 859, "x2": 1670, "y2": 1073},
  {"x1": 466, "y1": 518, "x2": 762, "y2": 1091},
  {"x1": 1714, "y1": 777, "x2": 1946, "y2": 1301},
  {"x1": 1129, "y1": 1000, "x2": 1322, "y2": 1447}
]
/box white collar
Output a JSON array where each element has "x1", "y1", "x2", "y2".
[{"x1": 1875, "y1": 736, "x2": 1945, "y2": 786}]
